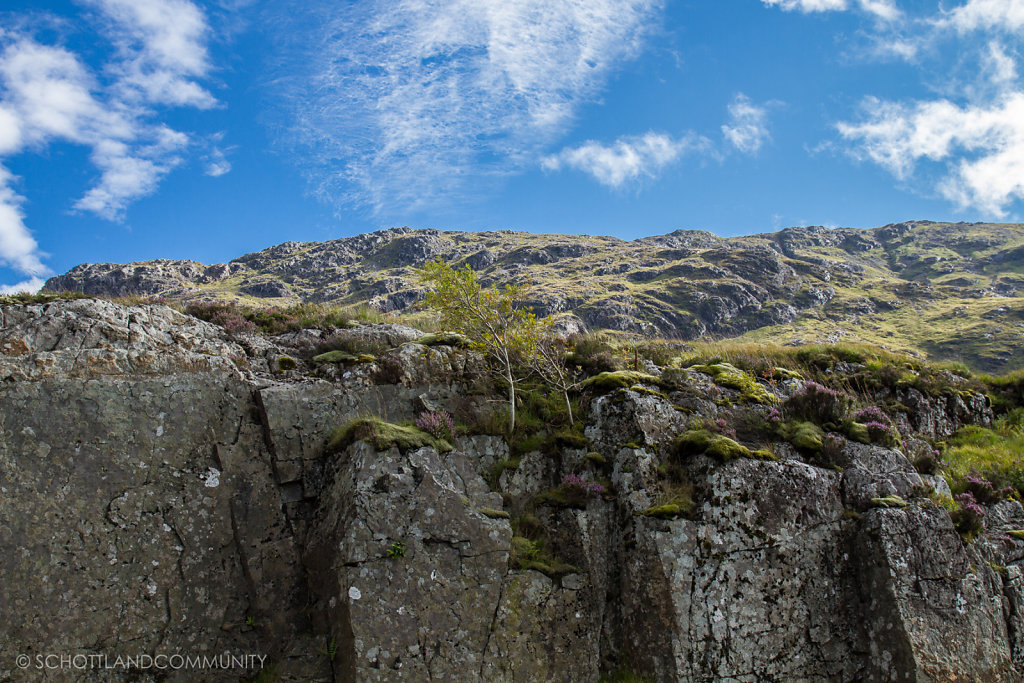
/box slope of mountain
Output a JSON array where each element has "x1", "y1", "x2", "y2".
[{"x1": 44, "y1": 220, "x2": 1024, "y2": 372}]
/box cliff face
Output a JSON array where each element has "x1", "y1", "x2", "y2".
[
  {"x1": 42, "y1": 221, "x2": 1024, "y2": 373},
  {"x1": 2, "y1": 299, "x2": 1023, "y2": 682}
]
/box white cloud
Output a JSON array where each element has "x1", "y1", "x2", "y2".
[
  {"x1": 0, "y1": 276, "x2": 46, "y2": 294},
  {"x1": 837, "y1": 92, "x2": 1024, "y2": 215},
  {"x1": 204, "y1": 146, "x2": 231, "y2": 177},
  {"x1": 761, "y1": 0, "x2": 899, "y2": 19},
  {"x1": 983, "y1": 41, "x2": 1018, "y2": 85},
  {"x1": 83, "y1": 0, "x2": 216, "y2": 108},
  {"x1": 722, "y1": 94, "x2": 771, "y2": 154},
  {"x1": 541, "y1": 131, "x2": 709, "y2": 187},
  {"x1": 944, "y1": 0, "x2": 1024, "y2": 33},
  {"x1": 273, "y1": 0, "x2": 663, "y2": 212},
  {"x1": 0, "y1": 0, "x2": 215, "y2": 277},
  {"x1": 0, "y1": 165, "x2": 48, "y2": 277},
  {"x1": 74, "y1": 127, "x2": 189, "y2": 219}
]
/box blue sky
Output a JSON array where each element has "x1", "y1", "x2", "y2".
[{"x1": 2, "y1": 0, "x2": 1024, "y2": 292}]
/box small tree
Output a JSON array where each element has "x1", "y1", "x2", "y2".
[
  {"x1": 529, "y1": 335, "x2": 582, "y2": 426},
  {"x1": 419, "y1": 261, "x2": 547, "y2": 433}
]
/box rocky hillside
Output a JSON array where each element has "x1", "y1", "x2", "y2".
[
  {"x1": 3, "y1": 297, "x2": 1024, "y2": 681},
  {"x1": 43, "y1": 220, "x2": 1024, "y2": 373}
]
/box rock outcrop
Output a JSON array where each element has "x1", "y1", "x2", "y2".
[
  {"x1": 41, "y1": 220, "x2": 1024, "y2": 374},
  {"x1": 1, "y1": 298, "x2": 1022, "y2": 681}
]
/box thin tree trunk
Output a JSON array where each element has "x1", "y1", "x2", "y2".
[
  {"x1": 507, "y1": 370, "x2": 516, "y2": 435},
  {"x1": 563, "y1": 388, "x2": 573, "y2": 426}
]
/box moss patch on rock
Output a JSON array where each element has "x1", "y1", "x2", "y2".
[
  {"x1": 327, "y1": 417, "x2": 451, "y2": 454},
  {"x1": 313, "y1": 349, "x2": 375, "y2": 364},
  {"x1": 778, "y1": 420, "x2": 825, "y2": 453},
  {"x1": 413, "y1": 331, "x2": 472, "y2": 348},
  {"x1": 672, "y1": 428, "x2": 775, "y2": 462},
  {"x1": 689, "y1": 363, "x2": 776, "y2": 405},
  {"x1": 580, "y1": 370, "x2": 661, "y2": 392},
  {"x1": 871, "y1": 495, "x2": 909, "y2": 508},
  {"x1": 509, "y1": 536, "x2": 578, "y2": 578}
]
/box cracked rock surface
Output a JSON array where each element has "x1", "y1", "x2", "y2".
[{"x1": 1, "y1": 298, "x2": 1022, "y2": 682}]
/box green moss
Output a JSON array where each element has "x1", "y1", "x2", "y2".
[
  {"x1": 277, "y1": 355, "x2": 297, "y2": 371},
  {"x1": 585, "y1": 451, "x2": 607, "y2": 465},
  {"x1": 639, "y1": 504, "x2": 687, "y2": 519},
  {"x1": 509, "y1": 536, "x2": 578, "y2": 578},
  {"x1": 772, "y1": 367, "x2": 803, "y2": 380},
  {"x1": 844, "y1": 420, "x2": 871, "y2": 444},
  {"x1": 580, "y1": 370, "x2": 661, "y2": 392},
  {"x1": 673, "y1": 428, "x2": 753, "y2": 461},
  {"x1": 552, "y1": 431, "x2": 590, "y2": 450},
  {"x1": 750, "y1": 448, "x2": 778, "y2": 461},
  {"x1": 629, "y1": 385, "x2": 669, "y2": 400},
  {"x1": 871, "y1": 495, "x2": 909, "y2": 508},
  {"x1": 689, "y1": 363, "x2": 776, "y2": 404},
  {"x1": 479, "y1": 507, "x2": 511, "y2": 519},
  {"x1": 326, "y1": 417, "x2": 452, "y2": 455},
  {"x1": 779, "y1": 420, "x2": 825, "y2": 452},
  {"x1": 487, "y1": 457, "x2": 520, "y2": 488},
  {"x1": 413, "y1": 331, "x2": 472, "y2": 348},
  {"x1": 312, "y1": 350, "x2": 360, "y2": 364}
]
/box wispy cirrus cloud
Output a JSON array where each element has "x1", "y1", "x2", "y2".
[
  {"x1": 761, "y1": 0, "x2": 899, "y2": 20},
  {"x1": 541, "y1": 131, "x2": 710, "y2": 188},
  {"x1": 270, "y1": 0, "x2": 663, "y2": 213},
  {"x1": 0, "y1": 0, "x2": 219, "y2": 288}
]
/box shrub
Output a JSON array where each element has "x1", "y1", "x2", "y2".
[
  {"x1": 277, "y1": 355, "x2": 298, "y2": 372},
  {"x1": 534, "y1": 473, "x2": 606, "y2": 508},
  {"x1": 785, "y1": 381, "x2": 850, "y2": 425},
  {"x1": 950, "y1": 492, "x2": 985, "y2": 541},
  {"x1": 566, "y1": 334, "x2": 620, "y2": 374},
  {"x1": 853, "y1": 406, "x2": 889, "y2": 424},
  {"x1": 509, "y1": 536, "x2": 578, "y2": 578},
  {"x1": 373, "y1": 356, "x2": 404, "y2": 384},
  {"x1": 416, "y1": 410, "x2": 456, "y2": 443},
  {"x1": 863, "y1": 421, "x2": 900, "y2": 447},
  {"x1": 315, "y1": 333, "x2": 388, "y2": 357},
  {"x1": 955, "y1": 474, "x2": 1011, "y2": 505},
  {"x1": 821, "y1": 432, "x2": 848, "y2": 466}
]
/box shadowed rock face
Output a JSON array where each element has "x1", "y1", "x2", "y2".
[
  {"x1": 42, "y1": 220, "x2": 1024, "y2": 373},
  {"x1": 1, "y1": 298, "x2": 1022, "y2": 682}
]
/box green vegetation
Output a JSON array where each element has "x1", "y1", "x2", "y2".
[
  {"x1": 413, "y1": 332, "x2": 472, "y2": 348},
  {"x1": 277, "y1": 355, "x2": 298, "y2": 371},
  {"x1": 326, "y1": 417, "x2": 452, "y2": 455},
  {"x1": 185, "y1": 301, "x2": 353, "y2": 335},
  {"x1": 579, "y1": 370, "x2": 661, "y2": 392},
  {"x1": 941, "y1": 411, "x2": 1024, "y2": 499},
  {"x1": 870, "y1": 495, "x2": 909, "y2": 509},
  {"x1": 777, "y1": 421, "x2": 825, "y2": 453},
  {"x1": 509, "y1": 536, "x2": 578, "y2": 578},
  {"x1": 419, "y1": 260, "x2": 549, "y2": 433},
  {"x1": 688, "y1": 363, "x2": 776, "y2": 404},
  {"x1": 312, "y1": 350, "x2": 374, "y2": 364},
  {"x1": 385, "y1": 541, "x2": 407, "y2": 559},
  {"x1": 479, "y1": 507, "x2": 511, "y2": 519},
  {"x1": 672, "y1": 428, "x2": 777, "y2": 462}
]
